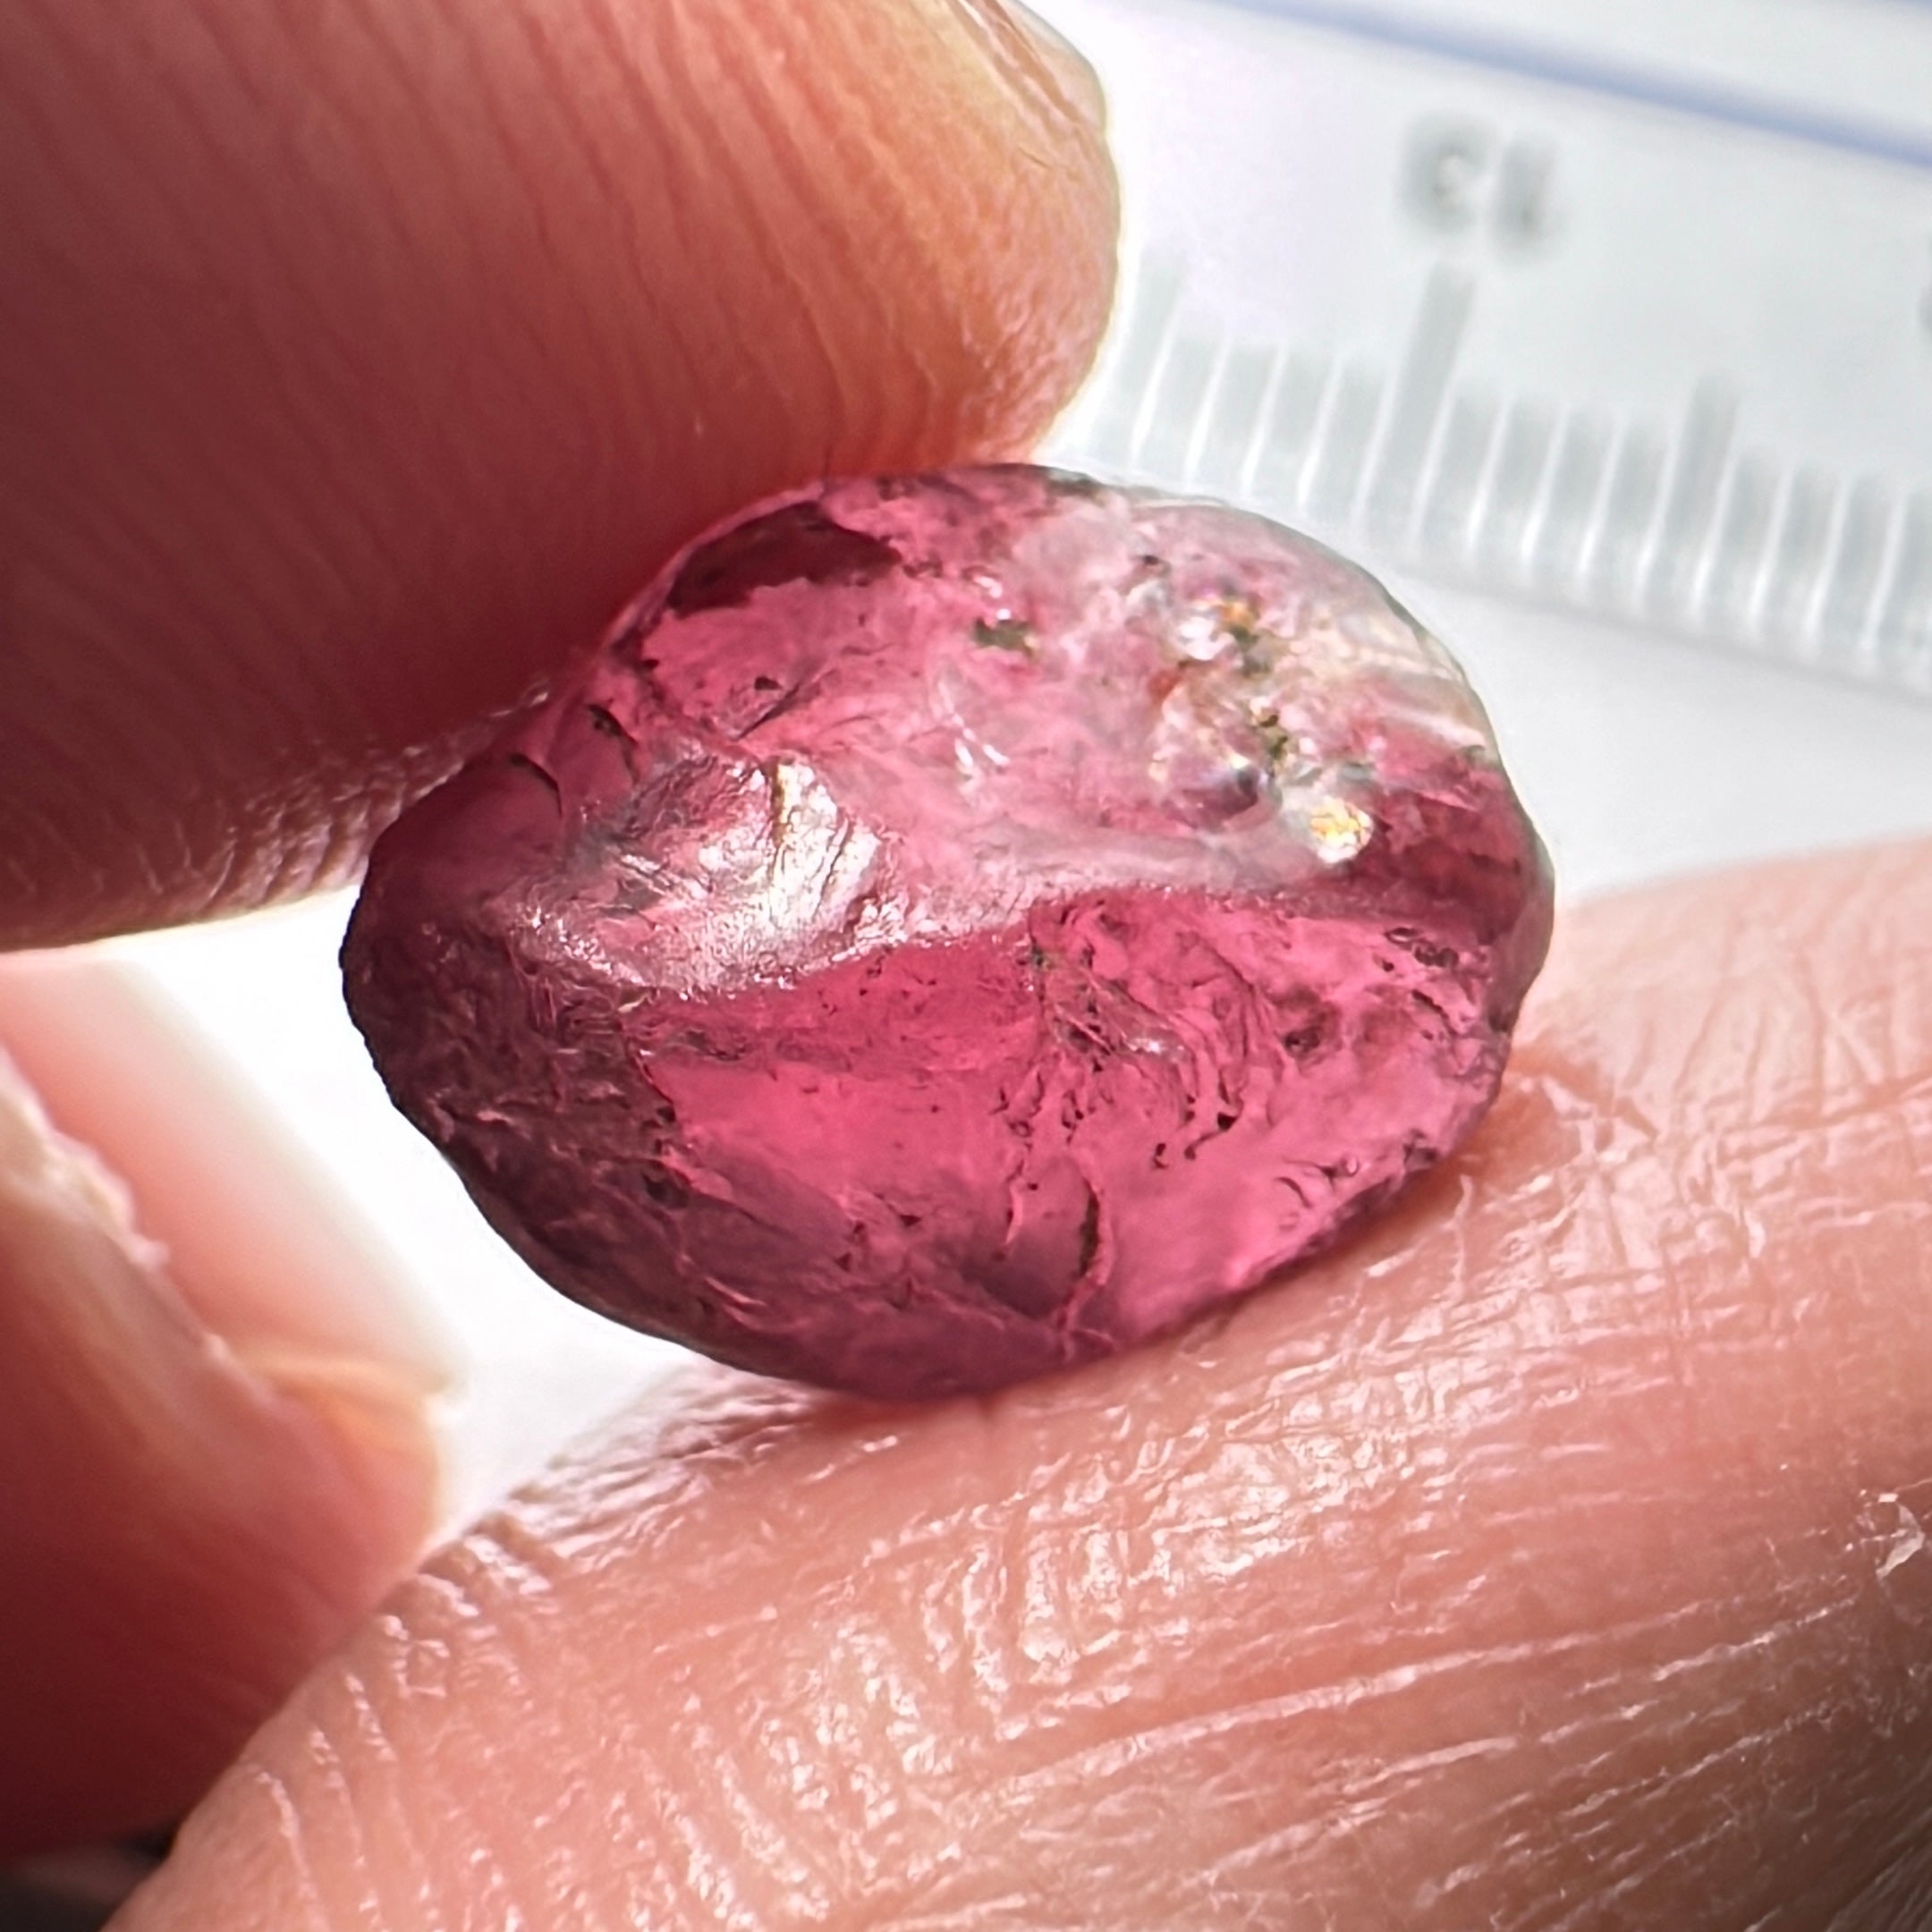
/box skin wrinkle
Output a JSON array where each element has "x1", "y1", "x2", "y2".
[
  {"x1": 321, "y1": 1665, "x2": 436, "y2": 1918},
  {"x1": 46, "y1": 5, "x2": 422, "y2": 730},
  {"x1": 0, "y1": 747, "x2": 97, "y2": 906},
  {"x1": 708, "y1": 17, "x2": 871, "y2": 459},
  {"x1": 426, "y1": 0, "x2": 568, "y2": 261},
  {"x1": 953, "y1": 46, "x2": 1103, "y2": 394},
  {"x1": 367, "y1": 1586, "x2": 552, "y2": 1913},
  {"x1": 708, "y1": 1716, "x2": 841, "y2": 1920},
  {"x1": 570, "y1": 0, "x2": 748, "y2": 459},
  {"x1": 332, "y1": 0, "x2": 610, "y2": 621},
  {"x1": 254, "y1": 1721, "x2": 382, "y2": 1929},
  {"x1": 157, "y1": 4, "x2": 428, "y2": 696},
  {"x1": 233, "y1": 1764, "x2": 336, "y2": 1932},
  {"x1": 838, "y1": 0, "x2": 1098, "y2": 444},
  {"x1": 1843, "y1": 1843, "x2": 1932, "y2": 1932},
  {"x1": 433, "y1": 0, "x2": 735, "y2": 518},
  {"x1": 814, "y1": 8, "x2": 980, "y2": 452},
  {"x1": 0, "y1": 234, "x2": 242, "y2": 744},
  {"x1": 5, "y1": 6, "x2": 205, "y2": 274},
  {"x1": 655, "y1": 3, "x2": 861, "y2": 470},
  {"x1": 802, "y1": 3, "x2": 998, "y2": 460},
  {"x1": 12, "y1": 509, "x2": 355, "y2": 937},
  {"x1": 10, "y1": 495, "x2": 229, "y2": 803},
  {"x1": 410, "y1": 1590, "x2": 648, "y2": 1917},
  {"x1": 623, "y1": 1690, "x2": 763, "y2": 1930},
  {"x1": 340, "y1": 1643, "x2": 529, "y2": 1929},
  {"x1": 311, "y1": 0, "x2": 602, "y2": 626},
  {"x1": 279, "y1": 0, "x2": 471, "y2": 276},
  {"x1": 1553, "y1": 1688, "x2": 1928, "y2": 1932},
  {"x1": 451, "y1": 1535, "x2": 728, "y2": 1924}
]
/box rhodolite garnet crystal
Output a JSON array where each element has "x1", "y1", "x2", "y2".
[{"x1": 343, "y1": 468, "x2": 1553, "y2": 1399}]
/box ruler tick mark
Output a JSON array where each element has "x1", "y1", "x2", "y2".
[
  {"x1": 1591, "y1": 426, "x2": 1668, "y2": 609},
  {"x1": 1194, "y1": 345, "x2": 1275, "y2": 498},
  {"x1": 1763, "y1": 468, "x2": 1839, "y2": 656},
  {"x1": 1140, "y1": 335, "x2": 1218, "y2": 487},
  {"x1": 1704, "y1": 452, "x2": 1778, "y2": 636},
  {"x1": 1820, "y1": 478, "x2": 1893, "y2": 663},
  {"x1": 1534, "y1": 413, "x2": 1612, "y2": 592},
  {"x1": 1367, "y1": 266, "x2": 1473, "y2": 542},
  {"x1": 1648, "y1": 383, "x2": 1740, "y2": 622},
  {"x1": 1876, "y1": 492, "x2": 1932, "y2": 674},
  {"x1": 1480, "y1": 397, "x2": 1557, "y2": 582},
  {"x1": 1085, "y1": 259, "x2": 1183, "y2": 473},
  {"x1": 1250, "y1": 352, "x2": 1330, "y2": 517}
]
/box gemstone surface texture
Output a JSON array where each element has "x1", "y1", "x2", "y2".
[{"x1": 343, "y1": 468, "x2": 1554, "y2": 1399}]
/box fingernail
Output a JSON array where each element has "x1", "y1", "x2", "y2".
[
  {"x1": 0, "y1": 956, "x2": 452, "y2": 1394},
  {"x1": 0, "y1": 1035, "x2": 444, "y2": 1441}
]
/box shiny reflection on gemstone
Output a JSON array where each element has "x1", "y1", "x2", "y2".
[{"x1": 1308, "y1": 797, "x2": 1376, "y2": 863}]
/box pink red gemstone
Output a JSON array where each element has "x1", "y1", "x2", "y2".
[{"x1": 343, "y1": 468, "x2": 1554, "y2": 1399}]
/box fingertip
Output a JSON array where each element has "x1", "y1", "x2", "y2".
[
  {"x1": 110, "y1": 843, "x2": 1932, "y2": 1928},
  {"x1": 0, "y1": 0, "x2": 1117, "y2": 946}
]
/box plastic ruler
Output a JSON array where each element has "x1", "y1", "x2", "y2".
[{"x1": 1040, "y1": 0, "x2": 1932, "y2": 695}]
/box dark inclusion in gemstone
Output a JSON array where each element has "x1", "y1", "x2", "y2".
[{"x1": 343, "y1": 467, "x2": 1554, "y2": 1400}]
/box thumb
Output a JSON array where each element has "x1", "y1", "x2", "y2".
[{"x1": 0, "y1": 0, "x2": 1114, "y2": 947}]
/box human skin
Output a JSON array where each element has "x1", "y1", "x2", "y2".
[
  {"x1": 1, "y1": 0, "x2": 1928, "y2": 1924},
  {"x1": 123, "y1": 843, "x2": 1932, "y2": 1927}
]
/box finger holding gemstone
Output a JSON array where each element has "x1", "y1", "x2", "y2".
[{"x1": 343, "y1": 467, "x2": 1554, "y2": 1400}]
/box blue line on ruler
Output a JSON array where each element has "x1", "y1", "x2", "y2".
[{"x1": 1208, "y1": 0, "x2": 1932, "y2": 174}]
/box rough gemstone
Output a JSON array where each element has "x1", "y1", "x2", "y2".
[{"x1": 343, "y1": 467, "x2": 1554, "y2": 1399}]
